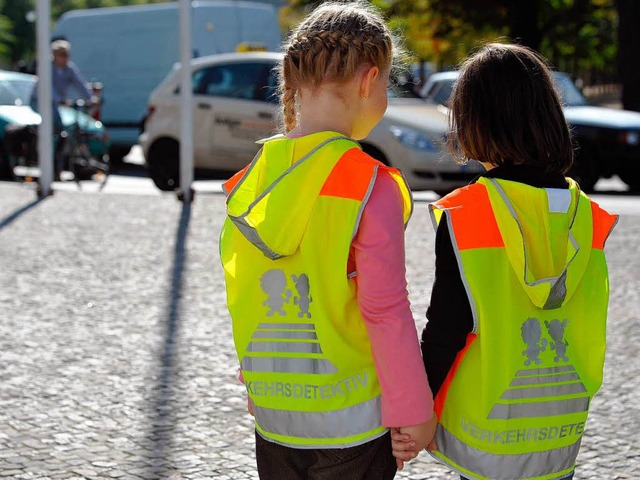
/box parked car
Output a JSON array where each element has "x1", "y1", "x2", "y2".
[
  {"x1": 421, "y1": 71, "x2": 640, "y2": 192},
  {"x1": 0, "y1": 70, "x2": 108, "y2": 179},
  {"x1": 140, "y1": 52, "x2": 484, "y2": 192}
]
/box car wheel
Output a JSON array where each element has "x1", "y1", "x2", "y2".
[
  {"x1": 618, "y1": 170, "x2": 640, "y2": 192},
  {"x1": 0, "y1": 149, "x2": 12, "y2": 180},
  {"x1": 569, "y1": 144, "x2": 599, "y2": 193},
  {"x1": 147, "y1": 139, "x2": 179, "y2": 191},
  {"x1": 108, "y1": 146, "x2": 130, "y2": 170}
]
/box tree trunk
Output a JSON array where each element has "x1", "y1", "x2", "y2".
[
  {"x1": 616, "y1": 0, "x2": 640, "y2": 111},
  {"x1": 507, "y1": 0, "x2": 541, "y2": 51}
]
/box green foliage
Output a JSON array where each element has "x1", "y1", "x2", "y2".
[
  {"x1": 0, "y1": 0, "x2": 619, "y2": 80},
  {"x1": 281, "y1": 0, "x2": 618, "y2": 80}
]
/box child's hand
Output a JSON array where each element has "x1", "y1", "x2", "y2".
[
  {"x1": 391, "y1": 413, "x2": 438, "y2": 468},
  {"x1": 391, "y1": 428, "x2": 415, "y2": 470}
]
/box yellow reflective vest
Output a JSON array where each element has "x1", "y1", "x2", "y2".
[
  {"x1": 429, "y1": 177, "x2": 617, "y2": 480},
  {"x1": 220, "y1": 131, "x2": 412, "y2": 448}
]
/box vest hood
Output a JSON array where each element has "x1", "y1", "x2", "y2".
[
  {"x1": 482, "y1": 177, "x2": 592, "y2": 310},
  {"x1": 225, "y1": 132, "x2": 360, "y2": 260}
]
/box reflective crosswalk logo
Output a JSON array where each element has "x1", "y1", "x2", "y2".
[
  {"x1": 488, "y1": 317, "x2": 589, "y2": 420},
  {"x1": 260, "y1": 269, "x2": 313, "y2": 318},
  {"x1": 242, "y1": 322, "x2": 337, "y2": 374},
  {"x1": 244, "y1": 270, "x2": 334, "y2": 375}
]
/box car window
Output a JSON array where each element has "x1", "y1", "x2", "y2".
[
  {"x1": 432, "y1": 81, "x2": 454, "y2": 106},
  {"x1": 193, "y1": 62, "x2": 271, "y2": 101},
  {"x1": 6, "y1": 80, "x2": 34, "y2": 105},
  {"x1": 0, "y1": 82, "x2": 20, "y2": 105},
  {"x1": 553, "y1": 73, "x2": 588, "y2": 107},
  {"x1": 260, "y1": 67, "x2": 279, "y2": 104}
]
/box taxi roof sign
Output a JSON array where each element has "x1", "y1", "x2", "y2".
[{"x1": 236, "y1": 42, "x2": 268, "y2": 52}]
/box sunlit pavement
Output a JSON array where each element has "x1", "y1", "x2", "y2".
[{"x1": 0, "y1": 160, "x2": 639, "y2": 479}]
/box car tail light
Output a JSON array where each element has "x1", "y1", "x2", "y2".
[
  {"x1": 146, "y1": 105, "x2": 156, "y2": 123},
  {"x1": 140, "y1": 105, "x2": 156, "y2": 133}
]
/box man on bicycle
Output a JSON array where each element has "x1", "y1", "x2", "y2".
[{"x1": 31, "y1": 40, "x2": 97, "y2": 179}]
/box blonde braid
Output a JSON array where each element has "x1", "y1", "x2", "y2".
[
  {"x1": 277, "y1": 0, "x2": 396, "y2": 133},
  {"x1": 282, "y1": 84, "x2": 297, "y2": 133}
]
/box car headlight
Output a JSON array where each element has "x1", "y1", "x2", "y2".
[
  {"x1": 390, "y1": 125, "x2": 440, "y2": 152},
  {"x1": 619, "y1": 131, "x2": 640, "y2": 146}
]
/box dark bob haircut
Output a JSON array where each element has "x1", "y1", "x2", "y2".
[{"x1": 448, "y1": 43, "x2": 573, "y2": 174}]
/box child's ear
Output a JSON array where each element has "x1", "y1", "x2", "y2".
[{"x1": 360, "y1": 65, "x2": 380, "y2": 99}]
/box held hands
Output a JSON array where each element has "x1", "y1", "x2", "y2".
[{"x1": 391, "y1": 412, "x2": 438, "y2": 470}]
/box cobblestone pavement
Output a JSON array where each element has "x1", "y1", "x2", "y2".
[{"x1": 0, "y1": 182, "x2": 638, "y2": 479}]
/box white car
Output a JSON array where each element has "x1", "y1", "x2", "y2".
[{"x1": 140, "y1": 52, "x2": 484, "y2": 192}]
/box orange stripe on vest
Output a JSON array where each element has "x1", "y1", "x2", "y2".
[
  {"x1": 320, "y1": 148, "x2": 382, "y2": 201},
  {"x1": 435, "y1": 184, "x2": 505, "y2": 250},
  {"x1": 223, "y1": 164, "x2": 250, "y2": 196},
  {"x1": 590, "y1": 200, "x2": 617, "y2": 250},
  {"x1": 434, "y1": 332, "x2": 478, "y2": 419}
]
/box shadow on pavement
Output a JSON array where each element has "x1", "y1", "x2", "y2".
[
  {"x1": 0, "y1": 196, "x2": 47, "y2": 231},
  {"x1": 110, "y1": 161, "x2": 149, "y2": 178},
  {"x1": 146, "y1": 202, "x2": 191, "y2": 473}
]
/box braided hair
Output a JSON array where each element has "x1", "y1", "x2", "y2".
[{"x1": 278, "y1": 1, "x2": 396, "y2": 133}]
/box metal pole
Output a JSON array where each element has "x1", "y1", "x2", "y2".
[
  {"x1": 36, "y1": 0, "x2": 53, "y2": 197},
  {"x1": 178, "y1": 0, "x2": 194, "y2": 202}
]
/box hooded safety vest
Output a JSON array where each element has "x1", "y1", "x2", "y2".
[
  {"x1": 220, "y1": 131, "x2": 413, "y2": 448},
  {"x1": 429, "y1": 177, "x2": 617, "y2": 480}
]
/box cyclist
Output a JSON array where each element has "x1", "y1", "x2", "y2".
[{"x1": 31, "y1": 40, "x2": 97, "y2": 180}]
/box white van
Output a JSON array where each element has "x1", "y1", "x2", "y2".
[{"x1": 52, "y1": 1, "x2": 282, "y2": 162}]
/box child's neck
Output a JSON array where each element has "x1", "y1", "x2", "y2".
[{"x1": 293, "y1": 88, "x2": 357, "y2": 138}]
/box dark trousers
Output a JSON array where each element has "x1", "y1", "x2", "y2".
[{"x1": 255, "y1": 430, "x2": 397, "y2": 480}]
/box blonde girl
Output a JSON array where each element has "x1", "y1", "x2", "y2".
[{"x1": 220, "y1": 2, "x2": 436, "y2": 478}]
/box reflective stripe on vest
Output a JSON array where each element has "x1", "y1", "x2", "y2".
[
  {"x1": 428, "y1": 179, "x2": 617, "y2": 480},
  {"x1": 221, "y1": 135, "x2": 413, "y2": 448},
  {"x1": 254, "y1": 396, "x2": 382, "y2": 442},
  {"x1": 433, "y1": 425, "x2": 580, "y2": 480}
]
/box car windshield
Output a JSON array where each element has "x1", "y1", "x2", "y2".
[{"x1": 0, "y1": 79, "x2": 34, "y2": 106}]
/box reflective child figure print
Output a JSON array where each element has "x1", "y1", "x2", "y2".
[
  {"x1": 521, "y1": 318, "x2": 548, "y2": 366},
  {"x1": 260, "y1": 269, "x2": 292, "y2": 317},
  {"x1": 292, "y1": 274, "x2": 313, "y2": 318}
]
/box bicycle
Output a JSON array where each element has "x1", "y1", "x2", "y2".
[
  {"x1": 4, "y1": 99, "x2": 110, "y2": 187},
  {"x1": 57, "y1": 99, "x2": 110, "y2": 186}
]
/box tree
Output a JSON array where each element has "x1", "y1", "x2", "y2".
[
  {"x1": 615, "y1": 0, "x2": 640, "y2": 111},
  {"x1": 0, "y1": 0, "x2": 34, "y2": 66}
]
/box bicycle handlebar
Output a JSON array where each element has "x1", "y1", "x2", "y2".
[{"x1": 59, "y1": 98, "x2": 101, "y2": 108}]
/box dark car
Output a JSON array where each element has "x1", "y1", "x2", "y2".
[{"x1": 421, "y1": 71, "x2": 640, "y2": 192}]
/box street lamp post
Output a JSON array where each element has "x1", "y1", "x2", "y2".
[
  {"x1": 178, "y1": 0, "x2": 194, "y2": 203},
  {"x1": 36, "y1": 0, "x2": 53, "y2": 198}
]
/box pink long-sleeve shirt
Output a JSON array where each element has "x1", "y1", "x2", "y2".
[{"x1": 350, "y1": 170, "x2": 433, "y2": 427}]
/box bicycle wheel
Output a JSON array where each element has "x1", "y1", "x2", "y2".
[{"x1": 68, "y1": 142, "x2": 94, "y2": 181}]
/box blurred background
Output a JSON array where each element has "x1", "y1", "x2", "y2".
[
  {"x1": 1, "y1": 0, "x2": 639, "y2": 195},
  {"x1": 1, "y1": 0, "x2": 636, "y2": 108}
]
